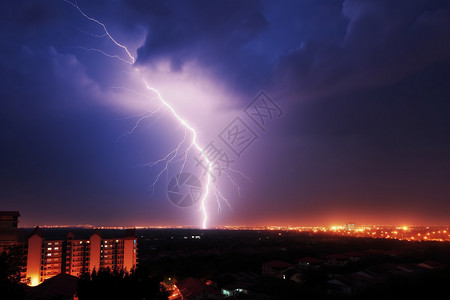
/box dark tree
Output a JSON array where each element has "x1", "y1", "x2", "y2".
[{"x1": 0, "y1": 245, "x2": 26, "y2": 300}]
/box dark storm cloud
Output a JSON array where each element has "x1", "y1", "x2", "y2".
[
  {"x1": 0, "y1": 0, "x2": 165, "y2": 224},
  {"x1": 276, "y1": 0, "x2": 450, "y2": 99},
  {"x1": 259, "y1": 0, "x2": 450, "y2": 224},
  {"x1": 131, "y1": 0, "x2": 270, "y2": 93}
]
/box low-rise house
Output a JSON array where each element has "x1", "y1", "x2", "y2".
[
  {"x1": 262, "y1": 261, "x2": 293, "y2": 279},
  {"x1": 297, "y1": 257, "x2": 323, "y2": 269},
  {"x1": 221, "y1": 281, "x2": 251, "y2": 297},
  {"x1": 417, "y1": 260, "x2": 446, "y2": 270},
  {"x1": 323, "y1": 254, "x2": 349, "y2": 267},
  {"x1": 176, "y1": 277, "x2": 223, "y2": 300},
  {"x1": 343, "y1": 251, "x2": 365, "y2": 262}
]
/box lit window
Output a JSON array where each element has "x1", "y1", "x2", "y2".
[
  {"x1": 48, "y1": 243, "x2": 52, "y2": 246},
  {"x1": 80, "y1": 241, "x2": 83, "y2": 244},
  {"x1": 47, "y1": 253, "x2": 51, "y2": 256},
  {"x1": 47, "y1": 247, "x2": 52, "y2": 250},
  {"x1": 54, "y1": 247, "x2": 59, "y2": 250}
]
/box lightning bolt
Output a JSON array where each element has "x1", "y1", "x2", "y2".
[
  {"x1": 64, "y1": 0, "x2": 134, "y2": 64},
  {"x1": 144, "y1": 84, "x2": 213, "y2": 228},
  {"x1": 65, "y1": 0, "x2": 221, "y2": 229}
]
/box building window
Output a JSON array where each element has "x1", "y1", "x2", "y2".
[{"x1": 47, "y1": 253, "x2": 51, "y2": 256}]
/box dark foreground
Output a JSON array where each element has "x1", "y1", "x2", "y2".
[{"x1": 2, "y1": 228, "x2": 450, "y2": 299}]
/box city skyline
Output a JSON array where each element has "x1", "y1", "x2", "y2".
[{"x1": 2, "y1": 0, "x2": 450, "y2": 227}]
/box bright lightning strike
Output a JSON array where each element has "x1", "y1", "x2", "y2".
[
  {"x1": 64, "y1": 0, "x2": 135, "y2": 64},
  {"x1": 144, "y1": 83, "x2": 213, "y2": 229},
  {"x1": 65, "y1": 0, "x2": 236, "y2": 229}
]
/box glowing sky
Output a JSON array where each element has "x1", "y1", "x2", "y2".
[{"x1": 1, "y1": 0, "x2": 450, "y2": 227}]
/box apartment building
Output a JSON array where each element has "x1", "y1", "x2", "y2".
[
  {"x1": 27, "y1": 227, "x2": 137, "y2": 286},
  {"x1": 0, "y1": 211, "x2": 25, "y2": 253}
]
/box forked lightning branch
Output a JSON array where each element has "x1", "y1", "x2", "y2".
[
  {"x1": 65, "y1": 0, "x2": 220, "y2": 229},
  {"x1": 64, "y1": 1, "x2": 283, "y2": 229}
]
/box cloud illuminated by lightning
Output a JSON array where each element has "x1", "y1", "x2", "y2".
[{"x1": 64, "y1": 0, "x2": 234, "y2": 229}]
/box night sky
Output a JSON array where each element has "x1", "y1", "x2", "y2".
[{"x1": 1, "y1": 0, "x2": 450, "y2": 228}]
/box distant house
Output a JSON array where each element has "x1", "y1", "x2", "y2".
[
  {"x1": 362, "y1": 249, "x2": 389, "y2": 256},
  {"x1": 323, "y1": 254, "x2": 349, "y2": 267},
  {"x1": 327, "y1": 261, "x2": 445, "y2": 295},
  {"x1": 262, "y1": 260, "x2": 293, "y2": 279},
  {"x1": 221, "y1": 281, "x2": 251, "y2": 297},
  {"x1": 176, "y1": 277, "x2": 223, "y2": 300},
  {"x1": 345, "y1": 222, "x2": 357, "y2": 231},
  {"x1": 284, "y1": 269, "x2": 303, "y2": 283},
  {"x1": 417, "y1": 260, "x2": 446, "y2": 270},
  {"x1": 343, "y1": 251, "x2": 365, "y2": 262},
  {"x1": 395, "y1": 263, "x2": 425, "y2": 277},
  {"x1": 211, "y1": 271, "x2": 260, "y2": 297},
  {"x1": 327, "y1": 272, "x2": 376, "y2": 295},
  {"x1": 327, "y1": 278, "x2": 353, "y2": 295},
  {"x1": 297, "y1": 257, "x2": 324, "y2": 269},
  {"x1": 386, "y1": 250, "x2": 403, "y2": 257}
]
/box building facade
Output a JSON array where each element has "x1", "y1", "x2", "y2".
[
  {"x1": 0, "y1": 211, "x2": 25, "y2": 253},
  {"x1": 27, "y1": 227, "x2": 137, "y2": 286}
]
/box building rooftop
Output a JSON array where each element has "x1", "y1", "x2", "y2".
[
  {"x1": 27, "y1": 227, "x2": 137, "y2": 240},
  {"x1": 0, "y1": 211, "x2": 20, "y2": 217},
  {"x1": 297, "y1": 257, "x2": 324, "y2": 264},
  {"x1": 263, "y1": 260, "x2": 292, "y2": 269},
  {"x1": 177, "y1": 277, "x2": 221, "y2": 300}
]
